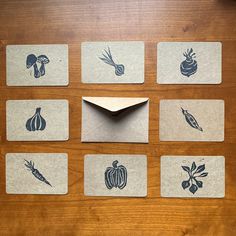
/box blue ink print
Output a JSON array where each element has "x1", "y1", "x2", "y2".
[
  {"x1": 24, "y1": 159, "x2": 52, "y2": 187},
  {"x1": 26, "y1": 54, "x2": 50, "y2": 78},
  {"x1": 180, "y1": 48, "x2": 197, "y2": 77},
  {"x1": 105, "y1": 160, "x2": 127, "y2": 190},
  {"x1": 181, "y1": 161, "x2": 208, "y2": 194},
  {"x1": 99, "y1": 47, "x2": 125, "y2": 76},
  {"x1": 26, "y1": 107, "x2": 46, "y2": 131}
]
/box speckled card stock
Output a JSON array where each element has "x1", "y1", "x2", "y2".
[
  {"x1": 159, "y1": 100, "x2": 224, "y2": 142},
  {"x1": 6, "y1": 153, "x2": 68, "y2": 194},
  {"x1": 82, "y1": 41, "x2": 144, "y2": 83},
  {"x1": 6, "y1": 100, "x2": 69, "y2": 141},
  {"x1": 7, "y1": 45, "x2": 68, "y2": 86},
  {"x1": 161, "y1": 156, "x2": 225, "y2": 198},
  {"x1": 81, "y1": 97, "x2": 149, "y2": 143},
  {"x1": 84, "y1": 154, "x2": 147, "y2": 197},
  {"x1": 157, "y1": 42, "x2": 222, "y2": 84}
]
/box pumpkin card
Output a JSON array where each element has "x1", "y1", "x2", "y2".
[
  {"x1": 159, "y1": 100, "x2": 224, "y2": 142},
  {"x1": 81, "y1": 41, "x2": 144, "y2": 83},
  {"x1": 6, "y1": 153, "x2": 68, "y2": 194},
  {"x1": 6, "y1": 45, "x2": 68, "y2": 86},
  {"x1": 81, "y1": 97, "x2": 149, "y2": 143},
  {"x1": 84, "y1": 154, "x2": 147, "y2": 197},
  {"x1": 161, "y1": 156, "x2": 225, "y2": 198},
  {"x1": 157, "y1": 42, "x2": 222, "y2": 84},
  {"x1": 6, "y1": 100, "x2": 69, "y2": 141}
]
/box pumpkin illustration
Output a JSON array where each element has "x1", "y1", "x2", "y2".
[
  {"x1": 104, "y1": 160, "x2": 127, "y2": 190},
  {"x1": 180, "y1": 48, "x2": 198, "y2": 77}
]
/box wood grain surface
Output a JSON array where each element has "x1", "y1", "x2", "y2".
[{"x1": 0, "y1": 0, "x2": 236, "y2": 235}]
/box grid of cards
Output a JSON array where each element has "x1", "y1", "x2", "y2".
[{"x1": 5, "y1": 42, "x2": 225, "y2": 197}]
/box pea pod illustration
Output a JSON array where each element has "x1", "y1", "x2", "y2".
[{"x1": 181, "y1": 107, "x2": 203, "y2": 132}]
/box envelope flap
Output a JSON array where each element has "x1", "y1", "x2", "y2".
[{"x1": 82, "y1": 97, "x2": 149, "y2": 112}]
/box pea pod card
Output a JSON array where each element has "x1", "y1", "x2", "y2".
[
  {"x1": 157, "y1": 42, "x2": 222, "y2": 84},
  {"x1": 84, "y1": 154, "x2": 147, "y2": 197},
  {"x1": 6, "y1": 100, "x2": 69, "y2": 141},
  {"x1": 7, "y1": 45, "x2": 68, "y2": 86},
  {"x1": 6, "y1": 153, "x2": 68, "y2": 194},
  {"x1": 159, "y1": 99, "x2": 224, "y2": 142},
  {"x1": 161, "y1": 156, "x2": 225, "y2": 198},
  {"x1": 81, "y1": 41, "x2": 144, "y2": 83}
]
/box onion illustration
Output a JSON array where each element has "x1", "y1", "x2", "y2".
[
  {"x1": 180, "y1": 48, "x2": 198, "y2": 77},
  {"x1": 26, "y1": 107, "x2": 46, "y2": 131}
]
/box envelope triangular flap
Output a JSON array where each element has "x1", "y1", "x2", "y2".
[{"x1": 82, "y1": 97, "x2": 149, "y2": 113}]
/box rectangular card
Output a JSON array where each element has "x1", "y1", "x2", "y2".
[
  {"x1": 161, "y1": 156, "x2": 225, "y2": 198},
  {"x1": 84, "y1": 154, "x2": 147, "y2": 197},
  {"x1": 157, "y1": 42, "x2": 222, "y2": 84},
  {"x1": 7, "y1": 100, "x2": 69, "y2": 141},
  {"x1": 82, "y1": 41, "x2": 144, "y2": 83},
  {"x1": 81, "y1": 97, "x2": 149, "y2": 143},
  {"x1": 159, "y1": 100, "x2": 224, "y2": 141},
  {"x1": 6, "y1": 153, "x2": 68, "y2": 194},
  {"x1": 7, "y1": 45, "x2": 68, "y2": 86}
]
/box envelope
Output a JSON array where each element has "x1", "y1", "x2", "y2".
[{"x1": 81, "y1": 97, "x2": 149, "y2": 143}]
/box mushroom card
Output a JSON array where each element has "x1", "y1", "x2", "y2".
[
  {"x1": 161, "y1": 156, "x2": 225, "y2": 198},
  {"x1": 6, "y1": 100, "x2": 69, "y2": 141},
  {"x1": 84, "y1": 154, "x2": 147, "y2": 197},
  {"x1": 6, "y1": 45, "x2": 68, "y2": 86},
  {"x1": 81, "y1": 97, "x2": 149, "y2": 143},
  {"x1": 6, "y1": 153, "x2": 68, "y2": 194},
  {"x1": 157, "y1": 42, "x2": 222, "y2": 84},
  {"x1": 81, "y1": 41, "x2": 144, "y2": 83},
  {"x1": 159, "y1": 100, "x2": 224, "y2": 142}
]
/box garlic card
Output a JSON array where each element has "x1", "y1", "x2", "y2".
[
  {"x1": 6, "y1": 153, "x2": 68, "y2": 194},
  {"x1": 159, "y1": 100, "x2": 224, "y2": 142},
  {"x1": 6, "y1": 45, "x2": 68, "y2": 86},
  {"x1": 82, "y1": 41, "x2": 144, "y2": 83},
  {"x1": 84, "y1": 154, "x2": 147, "y2": 197},
  {"x1": 157, "y1": 42, "x2": 222, "y2": 84},
  {"x1": 6, "y1": 100, "x2": 69, "y2": 141},
  {"x1": 161, "y1": 156, "x2": 225, "y2": 198}
]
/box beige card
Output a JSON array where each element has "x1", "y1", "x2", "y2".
[
  {"x1": 7, "y1": 100, "x2": 69, "y2": 141},
  {"x1": 81, "y1": 41, "x2": 144, "y2": 83},
  {"x1": 7, "y1": 45, "x2": 68, "y2": 86},
  {"x1": 84, "y1": 154, "x2": 147, "y2": 197},
  {"x1": 81, "y1": 97, "x2": 149, "y2": 143},
  {"x1": 157, "y1": 42, "x2": 222, "y2": 84},
  {"x1": 6, "y1": 153, "x2": 68, "y2": 194},
  {"x1": 161, "y1": 156, "x2": 225, "y2": 198},
  {"x1": 159, "y1": 100, "x2": 224, "y2": 142}
]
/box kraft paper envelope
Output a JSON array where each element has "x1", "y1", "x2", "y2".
[
  {"x1": 157, "y1": 42, "x2": 222, "y2": 84},
  {"x1": 84, "y1": 154, "x2": 147, "y2": 197},
  {"x1": 82, "y1": 41, "x2": 144, "y2": 83},
  {"x1": 7, "y1": 44, "x2": 68, "y2": 86},
  {"x1": 7, "y1": 100, "x2": 69, "y2": 141},
  {"x1": 6, "y1": 153, "x2": 68, "y2": 194},
  {"x1": 81, "y1": 97, "x2": 149, "y2": 143},
  {"x1": 161, "y1": 156, "x2": 225, "y2": 198},
  {"x1": 159, "y1": 100, "x2": 224, "y2": 142}
]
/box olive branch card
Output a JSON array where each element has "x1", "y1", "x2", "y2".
[
  {"x1": 159, "y1": 99, "x2": 224, "y2": 142},
  {"x1": 157, "y1": 42, "x2": 222, "y2": 84},
  {"x1": 7, "y1": 45, "x2": 68, "y2": 86},
  {"x1": 161, "y1": 156, "x2": 225, "y2": 198},
  {"x1": 81, "y1": 41, "x2": 144, "y2": 83},
  {"x1": 84, "y1": 154, "x2": 147, "y2": 197},
  {"x1": 6, "y1": 153, "x2": 68, "y2": 194},
  {"x1": 6, "y1": 100, "x2": 69, "y2": 141}
]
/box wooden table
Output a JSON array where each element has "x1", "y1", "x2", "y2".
[{"x1": 0, "y1": 0, "x2": 236, "y2": 235}]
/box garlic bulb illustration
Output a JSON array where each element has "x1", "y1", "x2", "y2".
[{"x1": 26, "y1": 107, "x2": 46, "y2": 131}]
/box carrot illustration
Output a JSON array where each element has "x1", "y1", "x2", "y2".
[{"x1": 24, "y1": 159, "x2": 52, "y2": 187}]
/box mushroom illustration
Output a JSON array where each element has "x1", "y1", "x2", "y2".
[
  {"x1": 37, "y1": 55, "x2": 50, "y2": 76},
  {"x1": 26, "y1": 54, "x2": 40, "y2": 78}
]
